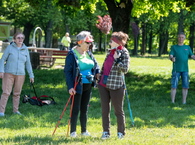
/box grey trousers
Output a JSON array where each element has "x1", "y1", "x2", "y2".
[{"x1": 98, "y1": 84, "x2": 126, "y2": 135}]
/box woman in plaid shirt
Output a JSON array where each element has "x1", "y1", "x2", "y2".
[{"x1": 98, "y1": 31, "x2": 130, "y2": 139}]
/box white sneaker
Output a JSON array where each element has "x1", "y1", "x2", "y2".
[
  {"x1": 101, "y1": 132, "x2": 110, "y2": 139},
  {"x1": 13, "y1": 111, "x2": 22, "y2": 115},
  {"x1": 0, "y1": 112, "x2": 4, "y2": 117},
  {"x1": 81, "y1": 131, "x2": 91, "y2": 136},
  {"x1": 117, "y1": 132, "x2": 124, "y2": 139},
  {"x1": 70, "y1": 132, "x2": 77, "y2": 138}
]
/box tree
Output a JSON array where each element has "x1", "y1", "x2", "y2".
[
  {"x1": 140, "y1": 22, "x2": 147, "y2": 55},
  {"x1": 24, "y1": 0, "x2": 63, "y2": 48},
  {"x1": 2, "y1": 0, "x2": 195, "y2": 54},
  {"x1": 185, "y1": 1, "x2": 195, "y2": 52},
  {"x1": 103, "y1": 0, "x2": 133, "y2": 34},
  {"x1": 189, "y1": 22, "x2": 195, "y2": 52},
  {"x1": 131, "y1": 21, "x2": 140, "y2": 55},
  {"x1": 1, "y1": 0, "x2": 37, "y2": 46}
]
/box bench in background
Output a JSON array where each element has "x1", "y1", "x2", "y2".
[{"x1": 39, "y1": 50, "x2": 68, "y2": 67}]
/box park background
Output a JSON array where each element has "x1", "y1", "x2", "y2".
[
  {"x1": 1, "y1": 0, "x2": 195, "y2": 144},
  {"x1": 0, "y1": 0, "x2": 195, "y2": 56}
]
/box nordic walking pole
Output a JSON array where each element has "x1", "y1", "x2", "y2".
[
  {"x1": 66, "y1": 94, "x2": 75, "y2": 137},
  {"x1": 52, "y1": 69, "x2": 81, "y2": 136},
  {"x1": 124, "y1": 86, "x2": 135, "y2": 126},
  {"x1": 66, "y1": 74, "x2": 81, "y2": 136},
  {"x1": 52, "y1": 95, "x2": 72, "y2": 136},
  {"x1": 123, "y1": 76, "x2": 135, "y2": 126}
]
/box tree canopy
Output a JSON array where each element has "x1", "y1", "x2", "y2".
[{"x1": 0, "y1": 0, "x2": 195, "y2": 55}]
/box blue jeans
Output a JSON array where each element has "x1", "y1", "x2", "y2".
[{"x1": 171, "y1": 72, "x2": 189, "y2": 89}]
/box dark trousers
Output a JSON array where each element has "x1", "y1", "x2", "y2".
[
  {"x1": 70, "y1": 84, "x2": 92, "y2": 133},
  {"x1": 61, "y1": 46, "x2": 69, "y2": 50},
  {"x1": 98, "y1": 84, "x2": 126, "y2": 135}
]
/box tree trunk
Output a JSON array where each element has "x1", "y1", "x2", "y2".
[
  {"x1": 44, "y1": 0, "x2": 53, "y2": 48},
  {"x1": 98, "y1": 30, "x2": 102, "y2": 52},
  {"x1": 189, "y1": 22, "x2": 195, "y2": 52},
  {"x1": 131, "y1": 21, "x2": 140, "y2": 56},
  {"x1": 158, "y1": 31, "x2": 168, "y2": 56},
  {"x1": 104, "y1": 34, "x2": 107, "y2": 52},
  {"x1": 148, "y1": 30, "x2": 153, "y2": 54},
  {"x1": 23, "y1": 22, "x2": 34, "y2": 46},
  {"x1": 141, "y1": 23, "x2": 147, "y2": 55},
  {"x1": 132, "y1": 37, "x2": 138, "y2": 55},
  {"x1": 163, "y1": 32, "x2": 169, "y2": 54},
  {"x1": 45, "y1": 20, "x2": 53, "y2": 48},
  {"x1": 158, "y1": 35, "x2": 162, "y2": 57},
  {"x1": 104, "y1": 0, "x2": 133, "y2": 34}
]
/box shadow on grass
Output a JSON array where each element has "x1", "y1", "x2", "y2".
[
  {"x1": 124, "y1": 71, "x2": 195, "y2": 128},
  {"x1": 0, "y1": 135, "x2": 103, "y2": 145},
  {"x1": 131, "y1": 55, "x2": 170, "y2": 60},
  {"x1": 1, "y1": 68, "x2": 195, "y2": 134}
]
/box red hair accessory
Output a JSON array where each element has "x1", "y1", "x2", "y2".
[{"x1": 111, "y1": 37, "x2": 123, "y2": 45}]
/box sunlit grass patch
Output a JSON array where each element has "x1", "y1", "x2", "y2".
[{"x1": 1, "y1": 54, "x2": 195, "y2": 144}]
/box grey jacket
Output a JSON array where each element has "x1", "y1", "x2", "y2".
[{"x1": 0, "y1": 42, "x2": 34, "y2": 78}]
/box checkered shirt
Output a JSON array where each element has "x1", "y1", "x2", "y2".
[{"x1": 102, "y1": 47, "x2": 130, "y2": 90}]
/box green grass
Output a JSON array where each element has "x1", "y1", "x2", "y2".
[{"x1": 1, "y1": 54, "x2": 195, "y2": 144}]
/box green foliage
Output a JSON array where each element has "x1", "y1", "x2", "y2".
[
  {"x1": 1, "y1": 0, "x2": 34, "y2": 26},
  {"x1": 132, "y1": 0, "x2": 186, "y2": 20},
  {"x1": 1, "y1": 0, "x2": 195, "y2": 55}
]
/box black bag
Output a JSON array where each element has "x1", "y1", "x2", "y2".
[{"x1": 22, "y1": 83, "x2": 56, "y2": 106}]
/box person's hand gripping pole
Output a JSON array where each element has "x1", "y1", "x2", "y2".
[
  {"x1": 52, "y1": 68, "x2": 81, "y2": 136},
  {"x1": 66, "y1": 68, "x2": 81, "y2": 137}
]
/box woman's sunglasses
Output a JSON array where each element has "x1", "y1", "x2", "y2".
[
  {"x1": 85, "y1": 42, "x2": 91, "y2": 45},
  {"x1": 16, "y1": 37, "x2": 24, "y2": 40}
]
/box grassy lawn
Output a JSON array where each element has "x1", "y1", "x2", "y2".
[{"x1": 1, "y1": 53, "x2": 195, "y2": 144}]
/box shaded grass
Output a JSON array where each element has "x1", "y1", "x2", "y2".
[{"x1": 1, "y1": 54, "x2": 195, "y2": 144}]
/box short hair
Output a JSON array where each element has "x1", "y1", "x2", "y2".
[
  {"x1": 76, "y1": 31, "x2": 93, "y2": 41},
  {"x1": 13, "y1": 32, "x2": 25, "y2": 39},
  {"x1": 178, "y1": 32, "x2": 186, "y2": 38},
  {"x1": 111, "y1": 31, "x2": 129, "y2": 46}
]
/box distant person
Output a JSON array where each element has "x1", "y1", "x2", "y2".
[
  {"x1": 98, "y1": 31, "x2": 130, "y2": 139},
  {"x1": 64, "y1": 31, "x2": 100, "y2": 137},
  {"x1": 61, "y1": 32, "x2": 71, "y2": 50},
  {"x1": 0, "y1": 32, "x2": 34, "y2": 117},
  {"x1": 169, "y1": 32, "x2": 195, "y2": 104}
]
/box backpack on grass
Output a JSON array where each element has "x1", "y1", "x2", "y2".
[{"x1": 22, "y1": 83, "x2": 56, "y2": 106}]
